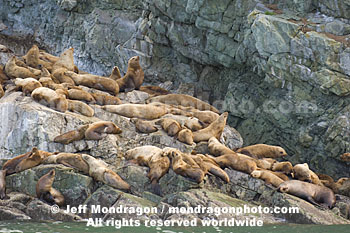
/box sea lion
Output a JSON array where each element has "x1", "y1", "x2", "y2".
[
  {"x1": 165, "y1": 148, "x2": 204, "y2": 183},
  {"x1": 52, "y1": 48, "x2": 76, "y2": 72},
  {"x1": 68, "y1": 89, "x2": 95, "y2": 103},
  {"x1": 15, "y1": 147, "x2": 43, "y2": 172},
  {"x1": 39, "y1": 50, "x2": 59, "y2": 64},
  {"x1": 52, "y1": 68, "x2": 75, "y2": 85},
  {"x1": 109, "y1": 66, "x2": 122, "y2": 80},
  {"x1": 184, "y1": 117, "x2": 204, "y2": 131},
  {"x1": 193, "y1": 112, "x2": 228, "y2": 142},
  {"x1": 54, "y1": 124, "x2": 90, "y2": 144},
  {"x1": 147, "y1": 94, "x2": 219, "y2": 113},
  {"x1": 67, "y1": 99, "x2": 94, "y2": 117},
  {"x1": 65, "y1": 71, "x2": 119, "y2": 95},
  {"x1": 236, "y1": 144, "x2": 287, "y2": 159},
  {"x1": 85, "y1": 121, "x2": 122, "y2": 140},
  {"x1": 15, "y1": 78, "x2": 42, "y2": 95},
  {"x1": 55, "y1": 153, "x2": 89, "y2": 174},
  {"x1": 23, "y1": 44, "x2": 53, "y2": 71},
  {"x1": 126, "y1": 146, "x2": 169, "y2": 195},
  {"x1": 191, "y1": 154, "x2": 229, "y2": 183},
  {"x1": 271, "y1": 161, "x2": 293, "y2": 175},
  {"x1": 130, "y1": 118, "x2": 158, "y2": 134},
  {"x1": 139, "y1": 86, "x2": 169, "y2": 97},
  {"x1": 157, "y1": 118, "x2": 181, "y2": 136},
  {"x1": 91, "y1": 93, "x2": 122, "y2": 105},
  {"x1": 177, "y1": 128, "x2": 194, "y2": 145},
  {"x1": 31, "y1": 87, "x2": 68, "y2": 112},
  {"x1": 36, "y1": 169, "x2": 65, "y2": 206},
  {"x1": 81, "y1": 154, "x2": 130, "y2": 191},
  {"x1": 256, "y1": 159, "x2": 275, "y2": 170},
  {"x1": 192, "y1": 110, "x2": 219, "y2": 125},
  {"x1": 251, "y1": 170, "x2": 284, "y2": 187},
  {"x1": 293, "y1": 163, "x2": 323, "y2": 186},
  {"x1": 278, "y1": 180, "x2": 336, "y2": 209},
  {"x1": 0, "y1": 85, "x2": 4, "y2": 98},
  {"x1": 0, "y1": 169, "x2": 8, "y2": 200},
  {"x1": 103, "y1": 103, "x2": 168, "y2": 120},
  {"x1": 340, "y1": 153, "x2": 350, "y2": 162},
  {"x1": 208, "y1": 137, "x2": 234, "y2": 156},
  {"x1": 316, "y1": 173, "x2": 339, "y2": 193},
  {"x1": 115, "y1": 56, "x2": 144, "y2": 91},
  {"x1": 2, "y1": 147, "x2": 38, "y2": 175},
  {"x1": 4, "y1": 56, "x2": 37, "y2": 79},
  {"x1": 212, "y1": 153, "x2": 257, "y2": 174},
  {"x1": 0, "y1": 65, "x2": 9, "y2": 83}
]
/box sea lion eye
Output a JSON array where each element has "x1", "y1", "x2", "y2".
[{"x1": 280, "y1": 151, "x2": 283, "y2": 154}]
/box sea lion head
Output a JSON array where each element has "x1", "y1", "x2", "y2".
[
  {"x1": 128, "y1": 56, "x2": 141, "y2": 69},
  {"x1": 337, "y1": 177, "x2": 350, "y2": 185},
  {"x1": 276, "y1": 147, "x2": 287, "y2": 157}
]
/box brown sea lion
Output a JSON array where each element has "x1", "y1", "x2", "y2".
[
  {"x1": 251, "y1": 170, "x2": 284, "y2": 187},
  {"x1": 15, "y1": 78, "x2": 42, "y2": 95},
  {"x1": 103, "y1": 103, "x2": 168, "y2": 120},
  {"x1": 91, "y1": 93, "x2": 122, "y2": 105},
  {"x1": 36, "y1": 169, "x2": 65, "y2": 206},
  {"x1": 139, "y1": 86, "x2": 169, "y2": 97},
  {"x1": 31, "y1": 87, "x2": 68, "y2": 112},
  {"x1": 192, "y1": 110, "x2": 219, "y2": 125},
  {"x1": 130, "y1": 118, "x2": 158, "y2": 134},
  {"x1": 0, "y1": 169, "x2": 8, "y2": 200},
  {"x1": 157, "y1": 118, "x2": 181, "y2": 136},
  {"x1": 68, "y1": 89, "x2": 95, "y2": 103},
  {"x1": 191, "y1": 154, "x2": 229, "y2": 183},
  {"x1": 340, "y1": 153, "x2": 350, "y2": 162},
  {"x1": 147, "y1": 93, "x2": 219, "y2": 113},
  {"x1": 2, "y1": 148, "x2": 38, "y2": 175},
  {"x1": 115, "y1": 56, "x2": 144, "y2": 91},
  {"x1": 65, "y1": 71, "x2": 119, "y2": 95},
  {"x1": 109, "y1": 66, "x2": 122, "y2": 80},
  {"x1": 271, "y1": 161, "x2": 293, "y2": 175},
  {"x1": 67, "y1": 99, "x2": 94, "y2": 117},
  {"x1": 85, "y1": 121, "x2": 122, "y2": 140},
  {"x1": 39, "y1": 50, "x2": 59, "y2": 64},
  {"x1": 164, "y1": 148, "x2": 204, "y2": 183},
  {"x1": 15, "y1": 147, "x2": 43, "y2": 172},
  {"x1": 278, "y1": 180, "x2": 336, "y2": 209},
  {"x1": 212, "y1": 153, "x2": 257, "y2": 174},
  {"x1": 177, "y1": 128, "x2": 194, "y2": 145},
  {"x1": 184, "y1": 117, "x2": 204, "y2": 131},
  {"x1": 55, "y1": 153, "x2": 89, "y2": 174},
  {"x1": 54, "y1": 124, "x2": 89, "y2": 144},
  {"x1": 52, "y1": 47, "x2": 77, "y2": 72},
  {"x1": 52, "y1": 68, "x2": 75, "y2": 85},
  {"x1": 82, "y1": 154, "x2": 130, "y2": 191},
  {"x1": 4, "y1": 56, "x2": 37, "y2": 79},
  {"x1": 236, "y1": 144, "x2": 287, "y2": 159},
  {"x1": 193, "y1": 112, "x2": 228, "y2": 142},
  {"x1": 23, "y1": 45, "x2": 53, "y2": 71}
]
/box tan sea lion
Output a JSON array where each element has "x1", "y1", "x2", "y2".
[
  {"x1": 91, "y1": 93, "x2": 122, "y2": 105},
  {"x1": 184, "y1": 117, "x2": 204, "y2": 131},
  {"x1": 31, "y1": 87, "x2": 68, "y2": 112},
  {"x1": 177, "y1": 128, "x2": 194, "y2": 145},
  {"x1": 157, "y1": 118, "x2": 181, "y2": 136},
  {"x1": 82, "y1": 154, "x2": 130, "y2": 191},
  {"x1": 164, "y1": 148, "x2": 204, "y2": 183},
  {"x1": 54, "y1": 124, "x2": 90, "y2": 144},
  {"x1": 67, "y1": 99, "x2": 94, "y2": 117},
  {"x1": 340, "y1": 153, "x2": 350, "y2": 162},
  {"x1": 4, "y1": 56, "x2": 37, "y2": 79},
  {"x1": 52, "y1": 68, "x2": 75, "y2": 85},
  {"x1": 130, "y1": 118, "x2": 158, "y2": 134},
  {"x1": 147, "y1": 94, "x2": 219, "y2": 113},
  {"x1": 23, "y1": 44, "x2": 53, "y2": 71},
  {"x1": 0, "y1": 169, "x2": 8, "y2": 200},
  {"x1": 115, "y1": 56, "x2": 144, "y2": 91},
  {"x1": 109, "y1": 66, "x2": 122, "y2": 80},
  {"x1": 36, "y1": 169, "x2": 65, "y2": 206},
  {"x1": 192, "y1": 110, "x2": 219, "y2": 125},
  {"x1": 15, "y1": 78, "x2": 42, "y2": 95},
  {"x1": 236, "y1": 144, "x2": 287, "y2": 159},
  {"x1": 251, "y1": 170, "x2": 284, "y2": 187},
  {"x1": 139, "y1": 86, "x2": 169, "y2": 97},
  {"x1": 15, "y1": 147, "x2": 43, "y2": 172},
  {"x1": 65, "y1": 71, "x2": 119, "y2": 95},
  {"x1": 39, "y1": 50, "x2": 59, "y2": 64},
  {"x1": 193, "y1": 112, "x2": 228, "y2": 142},
  {"x1": 85, "y1": 121, "x2": 122, "y2": 140},
  {"x1": 55, "y1": 153, "x2": 89, "y2": 174},
  {"x1": 278, "y1": 180, "x2": 336, "y2": 209},
  {"x1": 68, "y1": 89, "x2": 95, "y2": 103},
  {"x1": 271, "y1": 161, "x2": 293, "y2": 175},
  {"x1": 103, "y1": 103, "x2": 168, "y2": 120},
  {"x1": 292, "y1": 163, "x2": 323, "y2": 186},
  {"x1": 208, "y1": 137, "x2": 234, "y2": 156},
  {"x1": 212, "y1": 153, "x2": 257, "y2": 174},
  {"x1": 52, "y1": 48, "x2": 77, "y2": 72},
  {"x1": 191, "y1": 154, "x2": 229, "y2": 183}
]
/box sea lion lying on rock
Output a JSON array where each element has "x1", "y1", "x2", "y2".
[{"x1": 236, "y1": 144, "x2": 287, "y2": 159}]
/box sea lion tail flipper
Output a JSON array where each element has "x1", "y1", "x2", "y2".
[{"x1": 306, "y1": 196, "x2": 322, "y2": 207}]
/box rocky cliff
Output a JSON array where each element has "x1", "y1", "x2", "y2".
[{"x1": 1, "y1": 0, "x2": 350, "y2": 225}]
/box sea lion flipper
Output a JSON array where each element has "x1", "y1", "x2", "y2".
[
  {"x1": 305, "y1": 195, "x2": 321, "y2": 207},
  {"x1": 208, "y1": 166, "x2": 230, "y2": 183}
]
